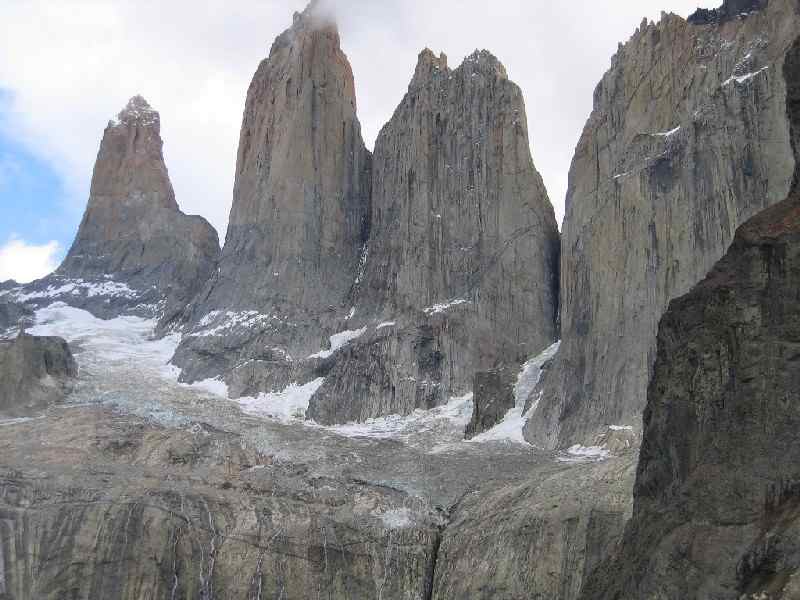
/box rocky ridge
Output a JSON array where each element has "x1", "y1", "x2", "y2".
[{"x1": 526, "y1": 0, "x2": 800, "y2": 449}]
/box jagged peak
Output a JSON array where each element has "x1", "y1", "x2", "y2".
[
  {"x1": 411, "y1": 48, "x2": 449, "y2": 87},
  {"x1": 459, "y1": 49, "x2": 508, "y2": 79},
  {"x1": 272, "y1": 0, "x2": 340, "y2": 56},
  {"x1": 410, "y1": 48, "x2": 509, "y2": 89},
  {"x1": 109, "y1": 95, "x2": 159, "y2": 130}
]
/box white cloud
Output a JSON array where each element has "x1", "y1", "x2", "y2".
[
  {"x1": 0, "y1": 0, "x2": 719, "y2": 235},
  {"x1": 0, "y1": 236, "x2": 61, "y2": 283}
]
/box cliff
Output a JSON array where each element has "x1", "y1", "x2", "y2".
[
  {"x1": 526, "y1": 0, "x2": 800, "y2": 448},
  {"x1": 580, "y1": 38, "x2": 800, "y2": 592},
  {"x1": 0, "y1": 333, "x2": 76, "y2": 417},
  {"x1": 308, "y1": 49, "x2": 559, "y2": 424},
  {"x1": 171, "y1": 2, "x2": 372, "y2": 397}
]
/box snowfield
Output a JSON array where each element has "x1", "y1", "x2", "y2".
[{"x1": 25, "y1": 304, "x2": 608, "y2": 463}]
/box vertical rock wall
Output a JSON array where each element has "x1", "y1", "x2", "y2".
[
  {"x1": 527, "y1": 0, "x2": 800, "y2": 448},
  {"x1": 581, "y1": 35, "x2": 800, "y2": 598},
  {"x1": 172, "y1": 3, "x2": 372, "y2": 397},
  {"x1": 308, "y1": 50, "x2": 559, "y2": 424}
]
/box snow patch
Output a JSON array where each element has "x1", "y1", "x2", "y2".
[
  {"x1": 237, "y1": 378, "x2": 325, "y2": 422},
  {"x1": 467, "y1": 341, "x2": 561, "y2": 445},
  {"x1": 723, "y1": 66, "x2": 769, "y2": 87},
  {"x1": 328, "y1": 393, "x2": 473, "y2": 440},
  {"x1": 190, "y1": 311, "x2": 283, "y2": 337},
  {"x1": 29, "y1": 303, "x2": 178, "y2": 366},
  {"x1": 12, "y1": 279, "x2": 138, "y2": 303},
  {"x1": 558, "y1": 445, "x2": 610, "y2": 463},
  {"x1": 187, "y1": 378, "x2": 231, "y2": 398},
  {"x1": 609, "y1": 425, "x2": 634, "y2": 431},
  {"x1": 423, "y1": 298, "x2": 470, "y2": 316},
  {"x1": 308, "y1": 328, "x2": 367, "y2": 360},
  {"x1": 376, "y1": 321, "x2": 396, "y2": 330},
  {"x1": 376, "y1": 508, "x2": 414, "y2": 530},
  {"x1": 354, "y1": 243, "x2": 369, "y2": 286},
  {"x1": 653, "y1": 126, "x2": 681, "y2": 137}
]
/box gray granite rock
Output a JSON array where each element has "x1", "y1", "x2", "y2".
[
  {"x1": 0, "y1": 333, "x2": 76, "y2": 417},
  {"x1": 433, "y1": 453, "x2": 636, "y2": 600},
  {"x1": 37, "y1": 96, "x2": 221, "y2": 324},
  {"x1": 464, "y1": 368, "x2": 515, "y2": 440},
  {"x1": 171, "y1": 3, "x2": 372, "y2": 391},
  {"x1": 581, "y1": 139, "x2": 800, "y2": 600},
  {"x1": 0, "y1": 301, "x2": 32, "y2": 336},
  {"x1": 308, "y1": 49, "x2": 559, "y2": 424},
  {"x1": 0, "y1": 407, "x2": 442, "y2": 600},
  {"x1": 526, "y1": 0, "x2": 800, "y2": 449}
]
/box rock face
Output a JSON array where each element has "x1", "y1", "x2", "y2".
[
  {"x1": 172, "y1": 8, "x2": 559, "y2": 426},
  {"x1": 55, "y1": 96, "x2": 220, "y2": 323},
  {"x1": 580, "y1": 47, "x2": 800, "y2": 594},
  {"x1": 0, "y1": 333, "x2": 76, "y2": 417},
  {"x1": 0, "y1": 407, "x2": 442, "y2": 600},
  {"x1": 0, "y1": 301, "x2": 32, "y2": 335},
  {"x1": 172, "y1": 3, "x2": 372, "y2": 393},
  {"x1": 433, "y1": 452, "x2": 635, "y2": 600},
  {"x1": 526, "y1": 0, "x2": 800, "y2": 449},
  {"x1": 307, "y1": 49, "x2": 559, "y2": 424},
  {"x1": 464, "y1": 368, "x2": 515, "y2": 439}
]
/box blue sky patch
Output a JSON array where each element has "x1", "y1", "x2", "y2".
[{"x1": 0, "y1": 126, "x2": 78, "y2": 261}]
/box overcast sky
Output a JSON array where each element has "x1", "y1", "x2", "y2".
[{"x1": 0, "y1": 0, "x2": 717, "y2": 282}]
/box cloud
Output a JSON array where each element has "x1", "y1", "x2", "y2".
[
  {"x1": 0, "y1": 0, "x2": 719, "y2": 236},
  {"x1": 0, "y1": 236, "x2": 61, "y2": 283}
]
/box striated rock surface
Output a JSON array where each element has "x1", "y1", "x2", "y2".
[
  {"x1": 0, "y1": 408, "x2": 441, "y2": 600},
  {"x1": 308, "y1": 49, "x2": 559, "y2": 424},
  {"x1": 580, "y1": 67, "x2": 800, "y2": 596},
  {"x1": 0, "y1": 333, "x2": 76, "y2": 417},
  {"x1": 433, "y1": 452, "x2": 635, "y2": 600},
  {"x1": 0, "y1": 299, "x2": 631, "y2": 600},
  {"x1": 172, "y1": 2, "x2": 372, "y2": 394},
  {"x1": 48, "y1": 96, "x2": 221, "y2": 323},
  {"x1": 527, "y1": 0, "x2": 800, "y2": 449}
]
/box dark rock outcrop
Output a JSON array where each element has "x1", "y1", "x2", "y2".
[
  {"x1": 172, "y1": 3, "x2": 372, "y2": 393},
  {"x1": 464, "y1": 368, "x2": 515, "y2": 439},
  {"x1": 42, "y1": 96, "x2": 220, "y2": 323},
  {"x1": 308, "y1": 49, "x2": 559, "y2": 424},
  {"x1": 0, "y1": 301, "x2": 32, "y2": 335},
  {"x1": 580, "y1": 31, "x2": 800, "y2": 600},
  {"x1": 527, "y1": 0, "x2": 800, "y2": 449},
  {"x1": 0, "y1": 333, "x2": 76, "y2": 417},
  {"x1": 581, "y1": 191, "x2": 800, "y2": 600}
]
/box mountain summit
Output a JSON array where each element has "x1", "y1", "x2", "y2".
[{"x1": 57, "y1": 96, "x2": 221, "y2": 323}]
